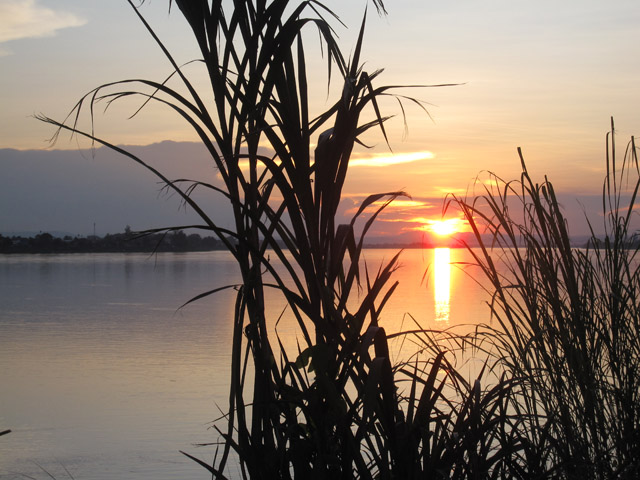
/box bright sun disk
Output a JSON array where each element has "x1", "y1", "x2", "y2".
[{"x1": 429, "y1": 219, "x2": 460, "y2": 236}]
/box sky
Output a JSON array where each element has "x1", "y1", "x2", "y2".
[{"x1": 1, "y1": 0, "x2": 640, "y2": 238}]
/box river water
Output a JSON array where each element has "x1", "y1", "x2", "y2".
[{"x1": 0, "y1": 249, "x2": 491, "y2": 480}]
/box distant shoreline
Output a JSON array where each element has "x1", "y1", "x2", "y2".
[
  {"x1": 1, "y1": 231, "x2": 608, "y2": 254},
  {"x1": 0, "y1": 231, "x2": 469, "y2": 254},
  {"x1": 0, "y1": 231, "x2": 224, "y2": 254}
]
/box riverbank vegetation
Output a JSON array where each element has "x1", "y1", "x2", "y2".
[
  {"x1": 454, "y1": 122, "x2": 640, "y2": 478},
  {"x1": 0, "y1": 229, "x2": 224, "y2": 253},
  {"x1": 38, "y1": 0, "x2": 639, "y2": 478}
]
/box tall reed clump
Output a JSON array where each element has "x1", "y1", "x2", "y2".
[
  {"x1": 40, "y1": 1, "x2": 527, "y2": 478},
  {"x1": 453, "y1": 119, "x2": 640, "y2": 478}
]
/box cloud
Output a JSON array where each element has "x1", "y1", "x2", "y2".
[
  {"x1": 231, "y1": 150, "x2": 435, "y2": 172},
  {"x1": 349, "y1": 151, "x2": 434, "y2": 167},
  {"x1": 0, "y1": 0, "x2": 85, "y2": 53},
  {"x1": 342, "y1": 197, "x2": 443, "y2": 221},
  {"x1": 232, "y1": 150, "x2": 435, "y2": 177}
]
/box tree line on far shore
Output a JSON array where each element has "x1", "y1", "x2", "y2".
[{"x1": 0, "y1": 227, "x2": 224, "y2": 254}]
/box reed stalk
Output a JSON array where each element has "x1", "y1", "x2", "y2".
[
  {"x1": 38, "y1": 1, "x2": 530, "y2": 478},
  {"x1": 453, "y1": 119, "x2": 640, "y2": 478}
]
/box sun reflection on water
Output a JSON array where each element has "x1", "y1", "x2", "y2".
[{"x1": 434, "y1": 247, "x2": 451, "y2": 323}]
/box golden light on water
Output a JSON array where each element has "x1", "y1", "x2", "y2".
[{"x1": 434, "y1": 247, "x2": 451, "y2": 323}]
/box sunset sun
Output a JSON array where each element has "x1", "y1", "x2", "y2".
[{"x1": 429, "y1": 218, "x2": 463, "y2": 236}]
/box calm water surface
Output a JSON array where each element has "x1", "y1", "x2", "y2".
[{"x1": 0, "y1": 249, "x2": 491, "y2": 480}]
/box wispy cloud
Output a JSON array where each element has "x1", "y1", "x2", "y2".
[
  {"x1": 0, "y1": 0, "x2": 85, "y2": 55},
  {"x1": 349, "y1": 151, "x2": 434, "y2": 167},
  {"x1": 373, "y1": 199, "x2": 433, "y2": 209},
  {"x1": 343, "y1": 197, "x2": 443, "y2": 222},
  {"x1": 233, "y1": 150, "x2": 434, "y2": 171}
]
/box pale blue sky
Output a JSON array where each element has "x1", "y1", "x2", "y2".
[{"x1": 1, "y1": 0, "x2": 639, "y2": 235}]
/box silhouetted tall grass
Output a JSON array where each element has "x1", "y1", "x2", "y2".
[
  {"x1": 39, "y1": 1, "x2": 518, "y2": 478},
  {"x1": 453, "y1": 119, "x2": 640, "y2": 478},
  {"x1": 37, "y1": 1, "x2": 640, "y2": 479}
]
